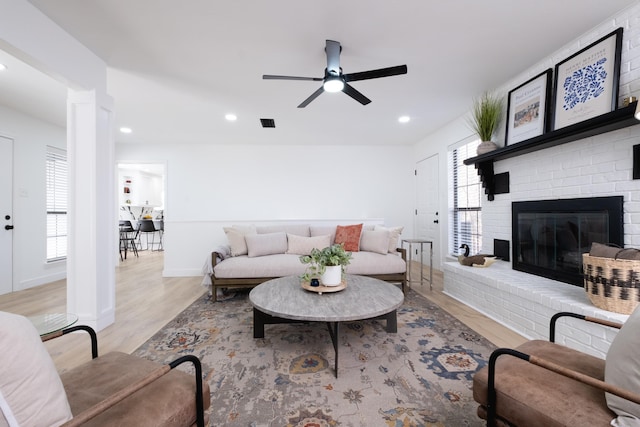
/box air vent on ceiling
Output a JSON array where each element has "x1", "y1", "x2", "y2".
[{"x1": 260, "y1": 118, "x2": 275, "y2": 128}]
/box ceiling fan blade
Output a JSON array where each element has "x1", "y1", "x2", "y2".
[
  {"x1": 297, "y1": 86, "x2": 325, "y2": 108},
  {"x1": 263, "y1": 74, "x2": 323, "y2": 81},
  {"x1": 342, "y1": 83, "x2": 371, "y2": 105},
  {"x1": 325, "y1": 40, "x2": 341, "y2": 75},
  {"x1": 343, "y1": 65, "x2": 407, "y2": 82}
]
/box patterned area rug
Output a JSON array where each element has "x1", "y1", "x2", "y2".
[{"x1": 133, "y1": 288, "x2": 495, "y2": 426}]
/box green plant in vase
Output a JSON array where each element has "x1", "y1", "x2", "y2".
[
  {"x1": 468, "y1": 91, "x2": 503, "y2": 155},
  {"x1": 300, "y1": 243, "x2": 352, "y2": 284}
]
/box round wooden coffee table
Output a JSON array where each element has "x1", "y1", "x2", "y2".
[{"x1": 249, "y1": 274, "x2": 404, "y2": 377}]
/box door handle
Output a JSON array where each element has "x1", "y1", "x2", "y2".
[
  {"x1": 5, "y1": 225, "x2": 13, "y2": 230},
  {"x1": 433, "y1": 220, "x2": 439, "y2": 224}
]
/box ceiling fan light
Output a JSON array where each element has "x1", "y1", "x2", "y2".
[{"x1": 323, "y1": 78, "x2": 344, "y2": 93}]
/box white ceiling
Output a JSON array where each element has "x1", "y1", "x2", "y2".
[{"x1": 2, "y1": 1, "x2": 638, "y2": 146}]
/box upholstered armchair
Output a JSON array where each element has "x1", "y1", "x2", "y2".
[
  {"x1": 0, "y1": 311, "x2": 210, "y2": 427},
  {"x1": 473, "y1": 310, "x2": 640, "y2": 427}
]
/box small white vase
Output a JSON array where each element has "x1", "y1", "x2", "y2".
[
  {"x1": 477, "y1": 140, "x2": 498, "y2": 155},
  {"x1": 321, "y1": 265, "x2": 342, "y2": 286}
]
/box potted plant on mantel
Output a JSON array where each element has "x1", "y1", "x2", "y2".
[
  {"x1": 469, "y1": 92, "x2": 503, "y2": 155},
  {"x1": 300, "y1": 243, "x2": 352, "y2": 286}
]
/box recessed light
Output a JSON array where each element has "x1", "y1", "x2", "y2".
[
  {"x1": 398, "y1": 116, "x2": 410, "y2": 123},
  {"x1": 0, "y1": 64, "x2": 6, "y2": 71},
  {"x1": 225, "y1": 114, "x2": 237, "y2": 121},
  {"x1": 119, "y1": 127, "x2": 132, "y2": 134}
]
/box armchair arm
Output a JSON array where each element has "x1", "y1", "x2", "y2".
[
  {"x1": 486, "y1": 348, "x2": 640, "y2": 427},
  {"x1": 549, "y1": 312, "x2": 623, "y2": 342},
  {"x1": 396, "y1": 247, "x2": 407, "y2": 261},
  {"x1": 42, "y1": 325, "x2": 99, "y2": 359}
]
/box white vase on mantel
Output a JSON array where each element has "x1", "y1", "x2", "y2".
[
  {"x1": 321, "y1": 265, "x2": 342, "y2": 286},
  {"x1": 477, "y1": 140, "x2": 498, "y2": 155}
]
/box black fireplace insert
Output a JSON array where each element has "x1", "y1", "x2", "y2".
[{"x1": 512, "y1": 196, "x2": 623, "y2": 286}]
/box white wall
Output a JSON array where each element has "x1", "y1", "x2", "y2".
[
  {"x1": 116, "y1": 143, "x2": 415, "y2": 276},
  {"x1": 0, "y1": 105, "x2": 66, "y2": 290},
  {"x1": 414, "y1": 1, "x2": 640, "y2": 266}
]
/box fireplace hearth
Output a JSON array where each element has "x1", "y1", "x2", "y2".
[{"x1": 512, "y1": 196, "x2": 624, "y2": 286}]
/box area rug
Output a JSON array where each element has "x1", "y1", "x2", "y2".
[{"x1": 133, "y1": 288, "x2": 495, "y2": 426}]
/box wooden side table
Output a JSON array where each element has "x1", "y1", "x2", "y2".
[{"x1": 401, "y1": 239, "x2": 433, "y2": 290}]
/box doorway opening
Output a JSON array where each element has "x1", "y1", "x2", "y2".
[{"x1": 117, "y1": 163, "x2": 166, "y2": 253}]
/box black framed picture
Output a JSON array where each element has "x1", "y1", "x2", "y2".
[
  {"x1": 505, "y1": 69, "x2": 552, "y2": 145},
  {"x1": 552, "y1": 27, "x2": 623, "y2": 130}
]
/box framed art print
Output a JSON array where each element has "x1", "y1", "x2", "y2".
[
  {"x1": 505, "y1": 69, "x2": 552, "y2": 145},
  {"x1": 552, "y1": 28, "x2": 623, "y2": 130}
]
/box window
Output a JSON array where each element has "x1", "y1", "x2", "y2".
[
  {"x1": 46, "y1": 146, "x2": 67, "y2": 261},
  {"x1": 448, "y1": 139, "x2": 482, "y2": 256}
]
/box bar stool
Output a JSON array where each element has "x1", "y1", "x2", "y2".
[
  {"x1": 138, "y1": 220, "x2": 161, "y2": 251},
  {"x1": 153, "y1": 220, "x2": 164, "y2": 251},
  {"x1": 118, "y1": 220, "x2": 139, "y2": 260}
]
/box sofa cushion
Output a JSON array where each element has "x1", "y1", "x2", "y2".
[
  {"x1": 245, "y1": 232, "x2": 288, "y2": 258},
  {"x1": 223, "y1": 225, "x2": 257, "y2": 256},
  {"x1": 214, "y1": 254, "x2": 308, "y2": 278},
  {"x1": 375, "y1": 225, "x2": 404, "y2": 253},
  {"x1": 473, "y1": 339, "x2": 612, "y2": 427},
  {"x1": 256, "y1": 224, "x2": 310, "y2": 237},
  {"x1": 286, "y1": 234, "x2": 331, "y2": 256},
  {"x1": 0, "y1": 311, "x2": 73, "y2": 427},
  {"x1": 310, "y1": 226, "x2": 336, "y2": 245},
  {"x1": 335, "y1": 224, "x2": 363, "y2": 252},
  {"x1": 360, "y1": 230, "x2": 390, "y2": 255},
  {"x1": 344, "y1": 251, "x2": 406, "y2": 275},
  {"x1": 606, "y1": 304, "x2": 640, "y2": 426}
]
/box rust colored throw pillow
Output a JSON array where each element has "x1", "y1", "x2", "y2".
[{"x1": 335, "y1": 224, "x2": 363, "y2": 252}]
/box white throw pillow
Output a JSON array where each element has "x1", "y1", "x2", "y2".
[
  {"x1": 0, "y1": 311, "x2": 73, "y2": 427},
  {"x1": 360, "y1": 230, "x2": 391, "y2": 255},
  {"x1": 286, "y1": 234, "x2": 331, "y2": 255},
  {"x1": 245, "y1": 232, "x2": 288, "y2": 257},
  {"x1": 605, "y1": 304, "x2": 640, "y2": 426},
  {"x1": 223, "y1": 225, "x2": 257, "y2": 256},
  {"x1": 374, "y1": 225, "x2": 404, "y2": 253}
]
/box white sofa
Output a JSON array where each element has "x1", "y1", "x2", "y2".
[{"x1": 205, "y1": 223, "x2": 407, "y2": 302}]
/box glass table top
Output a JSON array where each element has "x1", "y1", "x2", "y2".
[{"x1": 28, "y1": 313, "x2": 78, "y2": 336}]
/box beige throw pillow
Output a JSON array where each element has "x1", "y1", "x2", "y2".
[
  {"x1": 223, "y1": 225, "x2": 257, "y2": 256},
  {"x1": 310, "y1": 226, "x2": 337, "y2": 245},
  {"x1": 0, "y1": 311, "x2": 73, "y2": 427},
  {"x1": 374, "y1": 225, "x2": 404, "y2": 253},
  {"x1": 286, "y1": 234, "x2": 331, "y2": 255},
  {"x1": 605, "y1": 304, "x2": 640, "y2": 426},
  {"x1": 360, "y1": 230, "x2": 391, "y2": 255},
  {"x1": 245, "y1": 232, "x2": 288, "y2": 257}
]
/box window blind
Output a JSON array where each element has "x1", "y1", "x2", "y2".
[
  {"x1": 46, "y1": 146, "x2": 67, "y2": 261},
  {"x1": 448, "y1": 139, "x2": 482, "y2": 257}
]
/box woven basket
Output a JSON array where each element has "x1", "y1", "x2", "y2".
[{"x1": 582, "y1": 253, "x2": 640, "y2": 314}]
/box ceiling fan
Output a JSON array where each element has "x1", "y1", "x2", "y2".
[{"x1": 263, "y1": 39, "x2": 407, "y2": 108}]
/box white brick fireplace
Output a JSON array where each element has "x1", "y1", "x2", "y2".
[
  {"x1": 445, "y1": 124, "x2": 640, "y2": 358},
  {"x1": 443, "y1": 4, "x2": 640, "y2": 358}
]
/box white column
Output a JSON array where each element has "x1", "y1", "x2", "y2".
[{"x1": 66, "y1": 89, "x2": 115, "y2": 331}]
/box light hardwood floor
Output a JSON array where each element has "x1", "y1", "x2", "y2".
[{"x1": 0, "y1": 251, "x2": 526, "y2": 372}]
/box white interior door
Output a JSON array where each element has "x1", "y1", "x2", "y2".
[
  {"x1": 0, "y1": 136, "x2": 13, "y2": 295},
  {"x1": 415, "y1": 154, "x2": 440, "y2": 269}
]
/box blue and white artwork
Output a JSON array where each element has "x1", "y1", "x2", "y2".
[
  {"x1": 562, "y1": 57, "x2": 608, "y2": 111},
  {"x1": 553, "y1": 28, "x2": 621, "y2": 130}
]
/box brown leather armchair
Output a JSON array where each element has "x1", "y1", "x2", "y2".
[
  {"x1": 48, "y1": 325, "x2": 210, "y2": 427},
  {"x1": 473, "y1": 312, "x2": 640, "y2": 427}
]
